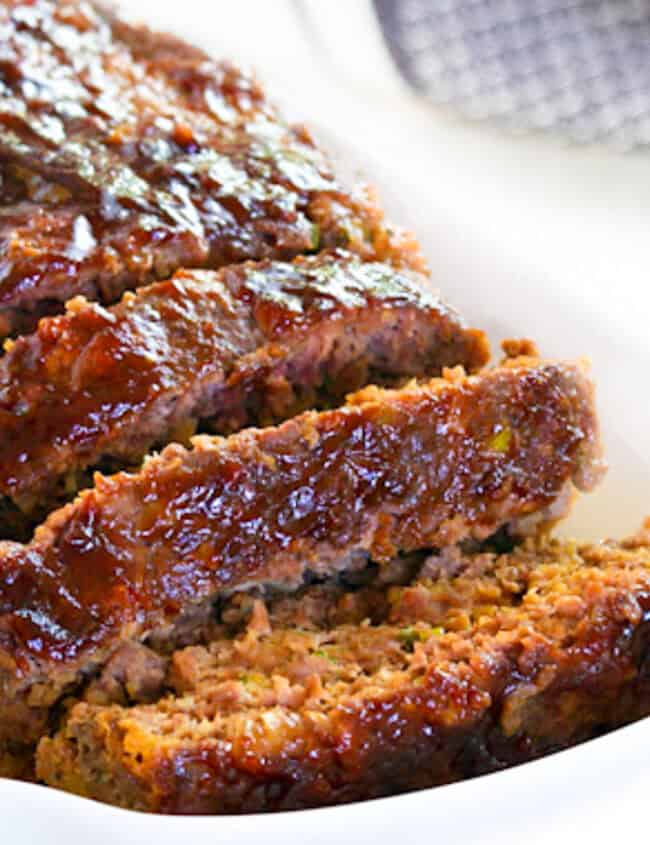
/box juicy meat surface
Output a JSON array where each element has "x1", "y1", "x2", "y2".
[
  {"x1": 0, "y1": 251, "x2": 488, "y2": 533},
  {"x1": 0, "y1": 1, "x2": 421, "y2": 337},
  {"x1": 35, "y1": 534, "x2": 650, "y2": 814},
  {"x1": 0, "y1": 357, "x2": 603, "y2": 768}
]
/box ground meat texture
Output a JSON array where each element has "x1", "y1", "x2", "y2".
[
  {"x1": 0, "y1": 357, "x2": 603, "y2": 769},
  {"x1": 0, "y1": 251, "x2": 488, "y2": 538},
  {"x1": 0, "y1": 1, "x2": 422, "y2": 338},
  {"x1": 82, "y1": 642, "x2": 167, "y2": 708},
  {"x1": 35, "y1": 534, "x2": 650, "y2": 814}
]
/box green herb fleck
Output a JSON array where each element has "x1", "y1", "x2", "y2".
[
  {"x1": 398, "y1": 627, "x2": 420, "y2": 650},
  {"x1": 312, "y1": 648, "x2": 337, "y2": 663},
  {"x1": 488, "y1": 425, "x2": 512, "y2": 453},
  {"x1": 398, "y1": 626, "x2": 445, "y2": 651}
]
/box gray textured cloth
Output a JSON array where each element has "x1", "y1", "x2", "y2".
[{"x1": 373, "y1": 0, "x2": 650, "y2": 148}]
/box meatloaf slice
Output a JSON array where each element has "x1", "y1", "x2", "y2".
[
  {"x1": 36, "y1": 533, "x2": 650, "y2": 813},
  {"x1": 0, "y1": 251, "x2": 488, "y2": 538},
  {"x1": 0, "y1": 357, "x2": 603, "y2": 771},
  {"x1": 0, "y1": 0, "x2": 421, "y2": 337}
]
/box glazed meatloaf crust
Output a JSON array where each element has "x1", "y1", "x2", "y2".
[
  {"x1": 0, "y1": 251, "x2": 488, "y2": 537},
  {"x1": 36, "y1": 533, "x2": 650, "y2": 813},
  {"x1": 0, "y1": 0, "x2": 420, "y2": 338},
  {"x1": 0, "y1": 357, "x2": 603, "y2": 773}
]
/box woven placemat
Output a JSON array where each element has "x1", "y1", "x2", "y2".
[{"x1": 373, "y1": 0, "x2": 650, "y2": 149}]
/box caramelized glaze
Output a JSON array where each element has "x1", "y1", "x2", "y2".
[
  {"x1": 36, "y1": 534, "x2": 650, "y2": 814},
  {"x1": 0, "y1": 251, "x2": 488, "y2": 529},
  {"x1": 0, "y1": 1, "x2": 419, "y2": 335},
  {"x1": 0, "y1": 359, "x2": 602, "y2": 676}
]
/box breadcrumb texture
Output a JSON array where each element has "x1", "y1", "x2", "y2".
[
  {"x1": 36, "y1": 535, "x2": 650, "y2": 813},
  {"x1": 0, "y1": 358, "x2": 601, "y2": 769}
]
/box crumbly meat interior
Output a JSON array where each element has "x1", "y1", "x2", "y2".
[
  {"x1": 35, "y1": 535, "x2": 650, "y2": 813},
  {"x1": 0, "y1": 356, "x2": 604, "y2": 784}
]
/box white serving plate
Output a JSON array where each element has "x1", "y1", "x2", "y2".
[
  {"x1": 4, "y1": 715, "x2": 650, "y2": 845},
  {"x1": 3, "y1": 3, "x2": 650, "y2": 841}
]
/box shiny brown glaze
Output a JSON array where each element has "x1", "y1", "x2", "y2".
[
  {"x1": 0, "y1": 251, "x2": 488, "y2": 532},
  {"x1": 0, "y1": 358, "x2": 603, "y2": 760},
  {"x1": 36, "y1": 535, "x2": 650, "y2": 813},
  {"x1": 0, "y1": 1, "x2": 421, "y2": 336}
]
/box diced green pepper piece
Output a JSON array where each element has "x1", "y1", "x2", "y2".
[
  {"x1": 398, "y1": 626, "x2": 445, "y2": 651},
  {"x1": 488, "y1": 425, "x2": 512, "y2": 453}
]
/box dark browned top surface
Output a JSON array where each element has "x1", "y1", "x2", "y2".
[
  {"x1": 0, "y1": 1, "x2": 420, "y2": 334},
  {"x1": 0, "y1": 251, "x2": 488, "y2": 519},
  {"x1": 36, "y1": 535, "x2": 650, "y2": 813},
  {"x1": 0, "y1": 359, "x2": 602, "y2": 677}
]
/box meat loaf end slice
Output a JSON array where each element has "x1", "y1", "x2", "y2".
[
  {"x1": 0, "y1": 357, "x2": 604, "y2": 766},
  {"x1": 36, "y1": 533, "x2": 650, "y2": 813},
  {"x1": 0, "y1": 251, "x2": 488, "y2": 536},
  {"x1": 0, "y1": 1, "x2": 421, "y2": 337}
]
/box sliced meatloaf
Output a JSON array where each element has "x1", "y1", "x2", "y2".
[
  {"x1": 0, "y1": 1, "x2": 421, "y2": 338},
  {"x1": 0, "y1": 251, "x2": 488, "y2": 538},
  {"x1": 0, "y1": 357, "x2": 603, "y2": 773},
  {"x1": 36, "y1": 532, "x2": 650, "y2": 813}
]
